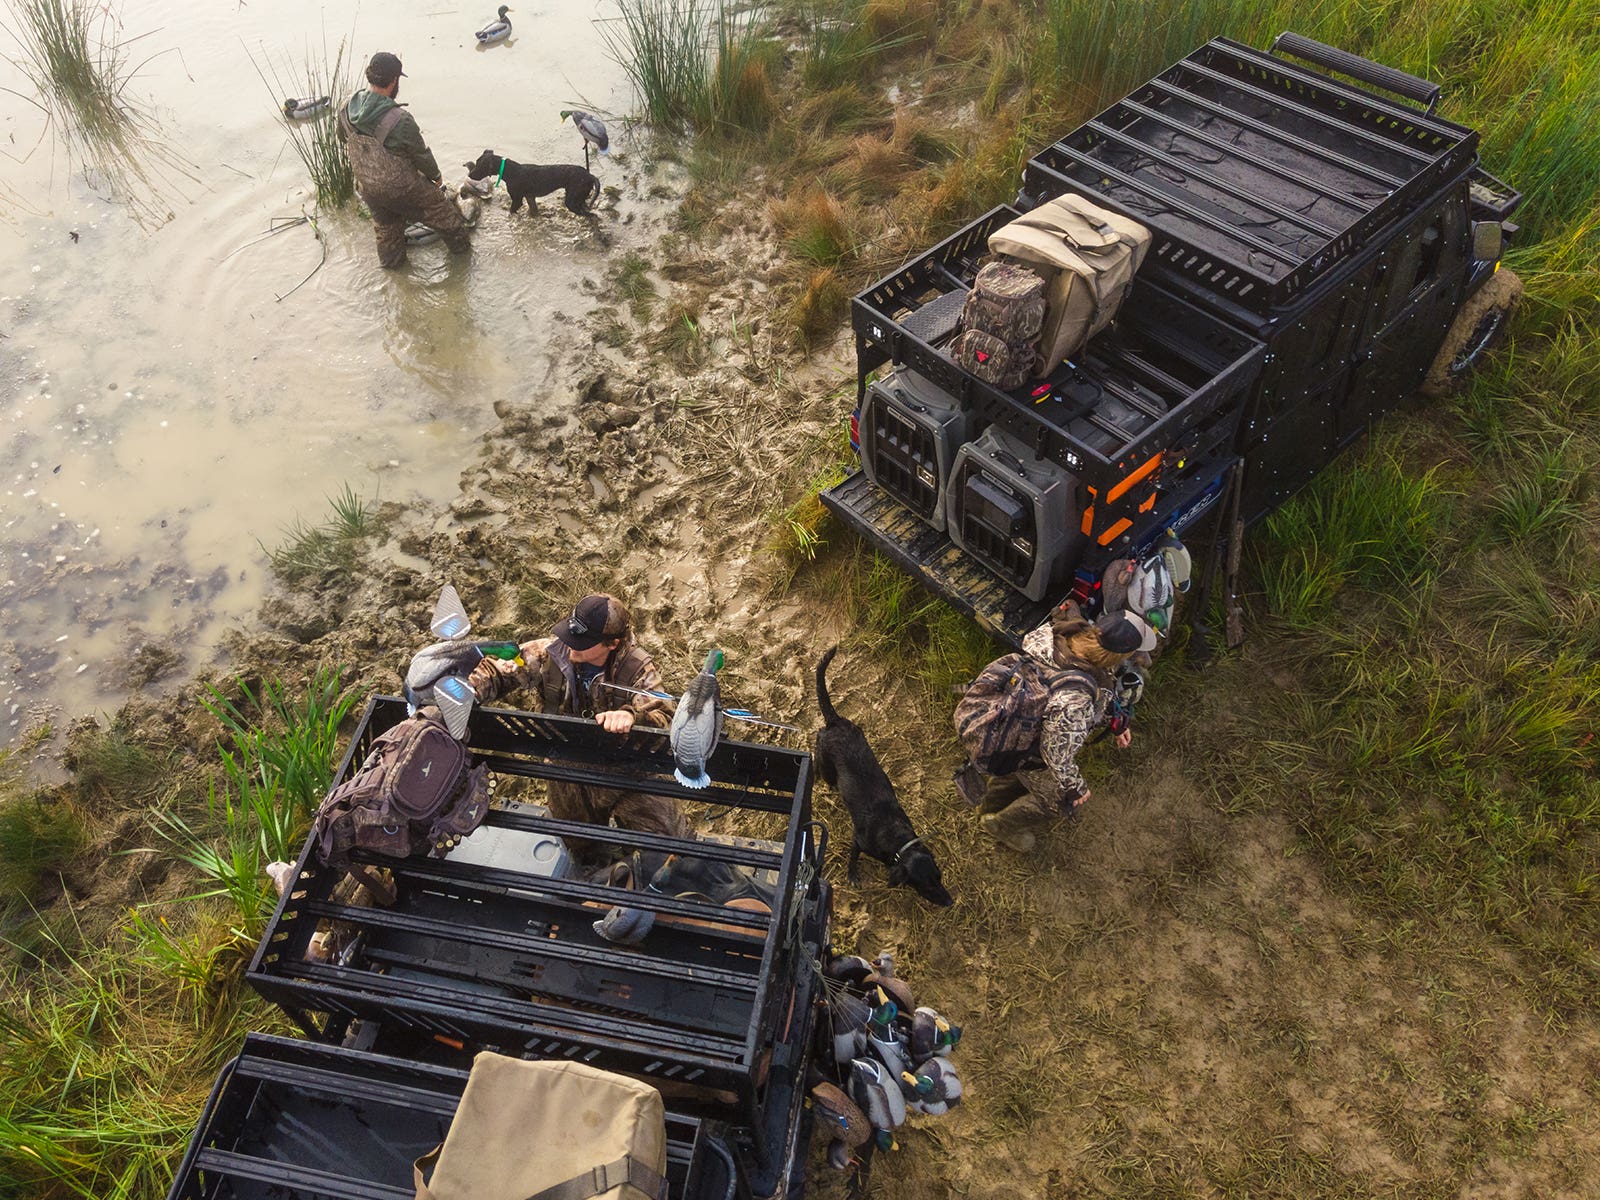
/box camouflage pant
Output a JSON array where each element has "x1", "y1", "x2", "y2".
[
  {"x1": 356, "y1": 163, "x2": 470, "y2": 268},
  {"x1": 548, "y1": 780, "x2": 688, "y2": 862},
  {"x1": 976, "y1": 769, "x2": 1068, "y2": 838}
]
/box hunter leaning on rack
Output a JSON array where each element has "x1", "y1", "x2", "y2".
[
  {"x1": 467, "y1": 593, "x2": 689, "y2": 847},
  {"x1": 338, "y1": 51, "x2": 470, "y2": 269}
]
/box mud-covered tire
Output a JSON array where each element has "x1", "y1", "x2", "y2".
[{"x1": 1418, "y1": 267, "x2": 1523, "y2": 397}]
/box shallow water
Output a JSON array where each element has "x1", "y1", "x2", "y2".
[{"x1": 0, "y1": 0, "x2": 656, "y2": 743}]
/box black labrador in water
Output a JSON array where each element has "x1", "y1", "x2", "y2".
[
  {"x1": 815, "y1": 646, "x2": 954, "y2": 907},
  {"x1": 465, "y1": 150, "x2": 599, "y2": 215}
]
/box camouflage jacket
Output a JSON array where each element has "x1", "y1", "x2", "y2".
[
  {"x1": 340, "y1": 90, "x2": 442, "y2": 182},
  {"x1": 468, "y1": 636, "x2": 672, "y2": 730},
  {"x1": 1021, "y1": 620, "x2": 1110, "y2": 807}
]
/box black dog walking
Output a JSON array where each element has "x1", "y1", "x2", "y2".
[
  {"x1": 815, "y1": 647, "x2": 953, "y2": 907},
  {"x1": 465, "y1": 150, "x2": 599, "y2": 215}
]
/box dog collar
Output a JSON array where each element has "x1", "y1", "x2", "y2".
[
  {"x1": 892, "y1": 837, "x2": 922, "y2": 863},
  {"x1": 493, "y1": 156, "x2": 506, "y2": 191}
]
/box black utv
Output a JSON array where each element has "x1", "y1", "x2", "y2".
[{"x1": 825, "y1": 32, "x2": 1522, "y2": 643}]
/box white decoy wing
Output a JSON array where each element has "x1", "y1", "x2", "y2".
[{"x1": 430, "y1": 585, "x2": 471, "y2": 639}]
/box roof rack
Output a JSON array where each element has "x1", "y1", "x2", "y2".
[{"x1": 1021, "y1": 36, "x2": 1479, "y2": 313}]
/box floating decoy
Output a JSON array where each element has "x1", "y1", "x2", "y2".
[
  {"x1": 670, "y1": 649, "x2": 724, "y2": 788},
  {"x1": 847, "y1": 1057, "x2": 907, "y2": 1138},
  {"x1": 560, "y1": 108, "x2": 609, "y2": 170},
  {"x1": 282, "y1": 96, "x2": 330, "y2": 120},
  {"x1": 910, "y1": 1006, "x2": 962, "y2": 1063},
  {"x1": 810, "y1": 1081, "x2": 871, "y2": 1169},
  {"x1": 825, "y1": 954, "x2": 877, "y2": 987},
  {"x1": 403, "y1": 584, "x2": 524, "y2": 739},
  {"x1": 908, "y1": 1057, "x2": 964, "y2": 1116},
  {"x1": 475, "y1": 5, "x2": 512, "y2": 43}
]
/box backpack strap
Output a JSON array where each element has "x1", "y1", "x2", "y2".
[
  {"x1": 525, "y1": 1155, "x2": 667, "y2": 1200},
  {"x1": 372, "y1": 104, "x2": 409, "y2": 144}
]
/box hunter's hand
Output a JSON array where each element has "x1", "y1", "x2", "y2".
[
  {"x1": 596, "y1": 709, "x2": 635, "y2": 734},
  {"x1": 1116, "y1": 728, "x2": 1132, "y2": 750}
]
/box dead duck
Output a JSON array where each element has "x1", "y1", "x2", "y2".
[
  {"x1": 825, "y1": 954, "x2": 876, "y2": 987},
  {"x1": 864, "y1": 973, "x2": 914, "y2": 1015},
  {"x1": 560, "y1": 108, "x2": 609, "y2": 170},
  {"x1": 403, "y1": 584, "x2": 523, "y2": 739},
  {"x1": 591, "y1": 855, "x2": 672, "y2": 946},
  {"x1": 474, "y1": 5, "x2": 512, "y2": 43},
  {"x1": 282, "y1": 96, "x2": 330, "y2": 120},
  {"x1": 810, "y1": 1080, "x2": 871, "y2": 1169},
  {"x1": 847, "y1": 1057, "x2": 906, "y2": 1141},
  {"x1": 910, "y1": 1006, "x2": 962, "y2": 1063},
  {"x1": 404, "y1": 189, "x2": 483, "y2": 247},
  {"x1": 908, "y1": 1057, "x2": 964, "y2": 1116},
  {"x1": 670, "y1": 649, "x2": 724, "y2": 788}
]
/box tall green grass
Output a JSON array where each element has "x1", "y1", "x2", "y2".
[
  {"x1": 261, "y1": 483, "x2": 384, "y2": 583},
  {"x1": 247, "y1": 38, "x2": 356, "y2": 208},
  {"x1": 600, "y1": 0, "x2": 774, "y2": 134}
]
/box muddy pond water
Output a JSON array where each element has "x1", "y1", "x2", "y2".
[{"x1": 0, "y1": 0, "x2": 664, "y2": 746}]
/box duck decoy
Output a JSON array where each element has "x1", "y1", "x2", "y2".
[
  {"x1": 864, "y1": 999, "x2": 912, "y2": 1074},
  {"x1": 475, "y1": 5, "x2": 512, "y2": 43},
  {"x1": 864, "y1": 973, "x2": 914, "y2": 1016},
  {"x1": 827, "y1": 990, "x2": 872, "y2": 1067},
  {"x1": 560, "y1": 108, "x2": 609, "y2": 171},
  {"x1": 669, "y1": 649, "x2": 724, "y2": 788},
  {"x1": 810, "y1": 1080, "x2": 871, "y2": 1169},
  {"x1": 592, "y1": 903, "x2": 653, "y2": 945},
  {"x1": 908, "y1": 1058, "x2": 964, "y2": 1116},
  {"x1": 282, "y1": 96, "x2": 330, "y2": 120},
  {"x1": 403, "y1": 584, "x2": 524, "y2": 739},
  {"x1": 910, "y1": 1006, "x2": 962, "y2": 1063},
  {"x1": 847, "y1": 1057, "x2": 907, "y2": 1138}
]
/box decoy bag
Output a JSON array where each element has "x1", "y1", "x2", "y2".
[
  {"x1": 414, "y1": 1055, "x2": 669, "y2": 1200},
  {"x1": 988, "y1": 192, "x2": 1151, "y2": 375},
  {"x1": 312, "y1": 707, "x2": 489, "y2": 871}
]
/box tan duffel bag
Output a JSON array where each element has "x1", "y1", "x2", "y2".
[
  {"x1": 415, "y1": 1055, "x2": 668, "y2": 1200},
  {"x1": 988, "y1": 193, "x2": 1151, "y2": 377}
]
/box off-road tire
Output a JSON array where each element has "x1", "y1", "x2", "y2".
[{"x1": 1419, "y1": 267, "x2": 1523, "y2": 397}]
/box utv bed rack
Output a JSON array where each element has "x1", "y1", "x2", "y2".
[
  {"x1": 166, "y1": 696, "x2": 831, "y2": 1200},
  {"x1": 1018, "y1": 35, "x2": 1488, "y2": 315}
]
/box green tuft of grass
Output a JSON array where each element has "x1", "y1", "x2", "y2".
[
  {"x1": 62, "y1": 725, "x2": 169, "y2": 810},
  {"x1": 247, "y1": 38, "x2": 356, "y2": 207},
  {"x1": 788, "y1": 267, "x2": 848, "y2": 349},
  {"x1": 262, "y1": 484, "x2": 384, "y2": 584},
  {"x1": 609, "y1": 250, "x2": 659, "y2": 320},
  {"x1": 0, "y1": 795, "x2": 86, "y2": 899}
]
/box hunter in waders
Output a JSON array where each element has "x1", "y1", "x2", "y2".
[{"x1": 338, "y1": 52, "x2": 469, "y2": 269}]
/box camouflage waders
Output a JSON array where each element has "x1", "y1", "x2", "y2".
[{"x1": 341, "y1": 107, "x2": 469, "y2": 268}]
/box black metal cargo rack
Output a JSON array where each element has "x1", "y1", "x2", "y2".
[
  {"x1": 242, "y1": 696, "x2": 829, "y2": 1199},
  {"x1": 168, "y1": 1034, "x2": 736, "y2": 1200},
  {"x1": 851, "y1": 203, "x2": 1263, "y2": 543},
  {"x1": 1020, "y1": 36, "x2": 1481, "y2": 315}
]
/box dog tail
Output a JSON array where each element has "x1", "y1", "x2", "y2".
[{"x1": 815, "y1": 645, "x2": 840, "y2": 726}]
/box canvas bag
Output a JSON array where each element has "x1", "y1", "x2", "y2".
[
  {"x1": 951, "y1": 260, "x2": 1047, "y2": 390},
  {"x1": 988, "y1": 193, "x2": 1151, "y2": 376},
  {"x1": 312, "y1": 707, "x2": 489, "y2": 871},
  {"x1": 954, "y1": 653, "x2": 1098, "y2": 777},
  {"x1": 414, "y1": 1056, "x2": 668, "y2": 1200}
]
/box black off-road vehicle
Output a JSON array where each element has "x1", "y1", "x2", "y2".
[
  {"x1": 824, "y1": 33, "x2": 1523, "y2": 643},
  {"x1": 166, "y1": 697, "x2": 830, "y2": 1200}
]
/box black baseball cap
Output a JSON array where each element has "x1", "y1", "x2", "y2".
[
  {"x1": 1097, "y1": 612, "x2": 1153, "y2": 654},
  {"x1": 552, "y1": 594, "x2": 616, "y2": 651},
  {"x1": 366, "y1": 52, "x2": 406, "y2": 86}
]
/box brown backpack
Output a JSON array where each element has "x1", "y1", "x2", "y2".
[
  {"x1": 988, "y1": 193, "x2": 1151, "y2": 375},
  {"x1": 313, "y1": 707, "x2": 490, "y2": 872},
  {"x1": 954, "y1": 654, "x2": 1098, "y2": 777},
  {"x1": 952, "y1": 261, "x2": 1047, "y2": 390}
]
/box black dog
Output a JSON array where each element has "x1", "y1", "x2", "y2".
[
  {"x1": 465, "y1": 150, "x2": 599, "y2": 215},
  {"x1": 815, "y1": 646, "x2": 954, "y2": 907}
]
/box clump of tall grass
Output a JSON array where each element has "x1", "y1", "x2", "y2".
[
  {"x1": 771, "y1": 189, "x2": 855, "y2": 267},
  {"x1": 262, "y1": 482, "x2": 384, "y2": 583},
  {"x1": 1, "y1": 0, "x2": 198, "y2": 226},
  {"x1": 247, "y1": 38, "x2": 356, "y2": 208},
  {"x1": 610, "y1": 251, "x2": 659, "y2": 320},
  {"x1": 64, "y1": 724, "x2": 171, "y2": 810},
  {"x1": 788, "y1": 267, "x2": 848, "y2": 348},
  {"x1": 601, "y1": 0, "x2": 773, "y2": 134},
  {"x1": 0, "y1": 795, "x2": 86, "y2": 899}
]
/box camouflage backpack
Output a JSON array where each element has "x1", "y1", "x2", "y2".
[
  {"x1": 313, "y1": 707, "x2": 490, "y2": 872},
  {"x1": 951, "y1": 261, "x2": 1046, "y2": 391},
  {"x1": 954, "y1": 653, "x2": 1098, "y2": 776}
]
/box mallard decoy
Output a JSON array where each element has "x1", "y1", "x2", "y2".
[
  {"x1": 864, "y1": 999, "x2": 912, "y2": 1074},
  {"x1": 282, "y1": 96, "x2": 330, "y2": 120},
  {"x1": 404, "y1": 584, "x2": 524, "y2": 739},
  {"x1": 670, "y1": 649, "x2": 724, "y2": 789},
  {"x1": 847, "y1": 1058, "x2": 906, "y2": 1140},
  {"x1": 475, "y1": 5, "x2": 512, "y2": 43},
  {"x1": 864, "y1": 973, "x2": 914, "y2": 1015},
  {"x1": 828, "y1": 990, "x2": 872, "y2": 1067},
  {"x1": 908, "y1": 1058, "x2": 963, "y2": 1116},
  {"x1": 811, "y1": 1081, "x2": 871, "y2": 1169},
  {"x1": 910, "y1": 1006, "x2": 962, "y2": 1064},
  {"x1": 825, "y1": 954, "x2": 876, "y2": 987},
  {"x1": 559, "y1": 109, "x2": 609, "y2": 170}
]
